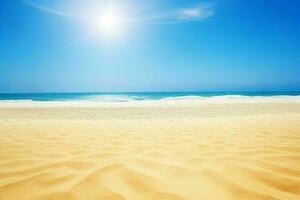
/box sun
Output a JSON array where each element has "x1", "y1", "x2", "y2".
[
  {"x1": 96, "y1": 6, "x2": 123, "y2": 39},
  {"x1": 102, "y1": 13, "x2": 120, "y2": 35}
]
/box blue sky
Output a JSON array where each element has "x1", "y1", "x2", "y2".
[{"x1": 0, "y1": 0, "x2": 299, "y2": 93}]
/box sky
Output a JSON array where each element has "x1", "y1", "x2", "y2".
[{"x1": 0, "y1": 0, "x2": 299, "y2": 93}]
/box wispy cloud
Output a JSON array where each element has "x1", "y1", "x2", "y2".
[
  {"x1": 181, "y1": 8, "x2": 204, "y2": 19},
  {"x1": 179, "y1": 5, "x2": 214, "y2": 20},
  {"x1": 21, "y1": 0, "x2": 90, "y2": 20},
  {"x1": 154, "y1": 3, "x2": 215, "y2": 24},
  {"x1": 22, "y1": 0, "x2": 215, "y2": 25}
]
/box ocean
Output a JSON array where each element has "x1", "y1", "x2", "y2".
[{"x1": 0, "y1": 92, "x2": 299, "y2": 102}]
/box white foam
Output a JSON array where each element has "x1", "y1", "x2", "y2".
[
  {"x1": 0, "y1": 95, "x2": 300, "y2": 108},
  {"x1": 80, "y1": 95, "x2": 140, "y2": 102}
]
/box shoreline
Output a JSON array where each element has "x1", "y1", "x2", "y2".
[{"x1": 1, "y1": 95, "x2": 300, "y2": 108}]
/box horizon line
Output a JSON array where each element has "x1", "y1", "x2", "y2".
[{"x1": 1, "y1": 91, "x2": 300, "y2": 95}]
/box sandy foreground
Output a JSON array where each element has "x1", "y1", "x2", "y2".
[{"x1": 0, "y1": 98, "x2": 300, "y2": 200}]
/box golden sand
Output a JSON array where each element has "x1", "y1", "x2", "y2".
[{"x1": 0, "y1": 99, "x2": 300, "y2": 200}]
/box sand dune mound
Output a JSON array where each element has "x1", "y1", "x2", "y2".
[{"x1": 0, "y1": 102, "x2": 300, "y2": 200}]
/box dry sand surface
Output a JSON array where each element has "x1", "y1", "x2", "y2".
[{"x1": 0, "y1": 99, "x2": 300, "y2": 200}]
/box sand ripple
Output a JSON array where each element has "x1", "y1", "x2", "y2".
[{"x1": 0, "y1": 104, "x2": 300, "y2": 200}]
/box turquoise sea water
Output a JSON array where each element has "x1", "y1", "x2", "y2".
[{"x1": 0, "y1": 92, "x2": 299, "y2": 102}]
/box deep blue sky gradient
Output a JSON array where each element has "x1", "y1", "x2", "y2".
[{"x1": 0, "y1": 0, "x2": 299, "y2": 93}]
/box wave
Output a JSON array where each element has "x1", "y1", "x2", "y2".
[
  {"x1": 79, "y1": 94, "x2": 300, "y2": 102},
  {"x1": 0, "y1": 94, "x2": 300, "y2": 103},
  {"x1": 162, "y1": 95, "x2": 300, "y2": 101},
  {"x1": 79, "y1": 95, "x2": 149, "y2": 102},
  {"x1": 0, "y1": 100, "x2": 34, "y2": 103}
]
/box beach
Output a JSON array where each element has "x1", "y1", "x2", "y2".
[{"x1": 0, "y1": 97, "x2": 300, "y2": 200}]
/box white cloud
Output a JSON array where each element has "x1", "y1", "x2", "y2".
[
  {"x1": 22, "y1": 0, "x2": 215, "y2": 25},
  {"x1": 178, "y1": 5, "x2": 214, "y2": 20},
  {"x1": 134, "y1": 3, "x2": 215, "y2": 24},
  {"x1": 181, "y1": 8, "x2": 203, "y2": 19},
  {"x1": 173, "y1": 4, "x2": 215, "y2": 23},
  {"x1": 22, "y1": 0, "x2": 89, "y2": 20}
]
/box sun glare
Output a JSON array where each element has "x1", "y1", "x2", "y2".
[
  {"x1": 102, "y1": 13, "x2": 120, "y2": 34},
  {"x1": 96, "y1": 6, "x2": 123, "y2": 39}
]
